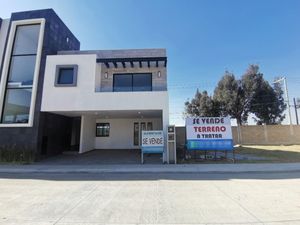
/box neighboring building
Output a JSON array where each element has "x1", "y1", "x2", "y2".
[{"x1": 0, "y1": 9, "x2": 169, "y2": 162}]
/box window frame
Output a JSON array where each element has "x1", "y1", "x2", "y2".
[
  {"x1": 96, "y1": 123, "x2": 110, "y2": 137},
  {"x1": 113, "y1": 73, "x2": 152, "y2": 92},
  {"x1": 54, "y1": 65, "x2": 78, "y2": 87},
  {"x1": 0, "y1": 19, "x2": 45, "y2": 127}
]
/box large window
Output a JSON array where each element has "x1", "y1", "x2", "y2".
[
  {"x1": 113, "y1": 73, "x2": 152, "y2": 92},
  {"x1": 1, "y1": 89, "x2": 32, "y2": 123},
  {"x1": 1, "y1": 24, "x2": 41, "y2": 124},
  {"x1": 96, "y1": 123, "x2": 110, "y2": 137}
]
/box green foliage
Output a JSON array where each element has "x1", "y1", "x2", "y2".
[
  {"x1": 185, "y1": 90, "x2": 220, "y2": 117},
  {"x1": 184, "y1": 64, "x2": 286, "y2": 125},
  {"x1": 0, "y1": 145, "x2": 35, "y2": 163},
  {"x1": 213, "y1": 71, "x2": 246, "y2": 124},
  {"x1": 251, "y1": 80, "x2": 286, "y2": 124}
]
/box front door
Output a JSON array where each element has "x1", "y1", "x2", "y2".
[{"x1": 133, "y1": 122, "x2": 153, "y2": 147}]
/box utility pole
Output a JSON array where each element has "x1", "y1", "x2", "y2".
[
  {"x1": 273, "y1": 77, "x2": 292, "y2": 126},
  {"x1": 294, "y1": 97, "x2": 299, "y2": 125}
]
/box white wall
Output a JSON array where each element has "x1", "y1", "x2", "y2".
[
  {"x1": 41, "y1": 54, "x2": 169, "y2": 113},
  {"x1": 95, "y1": 118, "x2": 162, "y2": 149},
  {"x1": 43, "y1": 54, "x2": 170, "y2": 161},
  {"x1": 79, "y1": 115, "x2": 95, "y2": 153},
  {"x1": 0, "y1": 19, "x2": 9, "y2": 73}
]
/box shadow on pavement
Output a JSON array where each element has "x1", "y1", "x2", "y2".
[{"x1": 0, "y1": 171, "x2": 300, "y2": 181}]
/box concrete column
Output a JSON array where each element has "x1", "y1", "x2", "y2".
[
  {"x1": 162, "y1": 109, "x2": 169, "y2": 163},
  {"x1": 79, "y1": 115, "x2": 96, "y2": 154}
]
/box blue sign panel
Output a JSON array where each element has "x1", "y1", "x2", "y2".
[{"x1": 187, "y1": 139, "x2": 233, "y2": 151}]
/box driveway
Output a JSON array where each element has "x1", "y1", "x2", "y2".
[
  {"x1": 0, "y1": 171, "x2": 300, "y2": 224},
  {"x1": 37, "y1": 149, "x2": 162, "y2": 165}
]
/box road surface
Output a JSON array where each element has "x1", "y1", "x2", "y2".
[{"x1": 0, "y1": 171, "x2": 300, "y2": 225}]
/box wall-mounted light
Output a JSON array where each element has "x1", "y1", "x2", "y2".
[
  {"x1": 104, "y1": 72, "x2": 108, "y2": 79},
  {"x1": 157, "y1": 71, "x2": 161, "y2": 78}
]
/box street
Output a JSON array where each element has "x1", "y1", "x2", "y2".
[{"x1": 0, "y1": 171, "x2": 300, "y2": 225}]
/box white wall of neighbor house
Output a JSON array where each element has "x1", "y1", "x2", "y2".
[
  {"x1": 0, "y1": 19, "x2": 10, "y2": 73},
  {"x1": 95, "y1": 118, "x2": 162, "y2": 149}
]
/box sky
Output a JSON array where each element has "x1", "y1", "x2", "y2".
[{"x1": 1, "y1": 0, "x2": 300, "y2": 125}]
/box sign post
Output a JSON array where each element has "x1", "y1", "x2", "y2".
[
  {"x1": 141, "y1": 130, "x2": 164, "y2": 163},
  {"x1": 186, "y1": 117, "x2": 233, "y2": 151}
]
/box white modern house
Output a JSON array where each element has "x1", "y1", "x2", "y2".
[
  {"x1": 0, "y1": 9, "x2": 170, "y2": 163},
  {"x1": 41, "y1": 49, "x2": 169, "y2": 161}
]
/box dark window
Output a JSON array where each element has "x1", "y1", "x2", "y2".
[
  {"x1": 7, "y1": 55, "x2": 36, "y2": 85},
  {"x1": 147, "y1": 122, "x2": 153, "y2": 130},
  {"x1": 113, "y1": 74, "x2": 132, "y2": 92},
  {"x1": 113, "y1": 73, "x2": 152, "y2": 92},
  {"x1": 58, "y1": 68, "x2": 74, "y2": 84},
  {"x1": 133, "y1": 73, "x2": 152, "y2": 91},
  {"x1": 1, "y1": 89, "x2": 32, "y2": 123},
  {"x1": 96, "y1": 123, "x2": 110, "y2": 137},
  {"x1": 134, "y1": 122, "x2": 139, "y2": 146},
  {"x1": 55, "y1": 65, "x2": 78, "y2": 86},
  {"x1": 12, "y1": 24, "x2": 40, "y2": 55}
]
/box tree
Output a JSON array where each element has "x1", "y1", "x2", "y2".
[
  {"x1": 185, "y1": 64, "x2": 286, "y2": 124},
  {"x1": 213, "y1": 65, "x2": 278, "y2": 125},
  {"x1": 184, "y1": 90, "x2": 220, "y2": 117},
  {"x1": 213, "y1": 71, "x2": 247, "y2": 125},
  {"x1": 251, "y1": 80, "x2": 286, "y2": 124}
]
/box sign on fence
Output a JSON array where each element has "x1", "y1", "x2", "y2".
[
  {"x1": 186, "y1": 117, "x2": 233, "y2": 151},
  {"x1": 142, "y1": 130, "x2": 164, "y2": 147}
]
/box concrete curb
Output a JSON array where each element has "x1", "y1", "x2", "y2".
[{"x1": 1, "y1": 163, "x2": 300, "y2": 174}]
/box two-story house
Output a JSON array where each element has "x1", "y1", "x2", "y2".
[{"x1": 0, "y1": 9, "x2": 169, "y2": 162}]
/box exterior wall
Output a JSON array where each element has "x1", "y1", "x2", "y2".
[
  {"x1": 0, "y1": 9, "x2": 80, "y2": 159},
  {"x1": 232, "y1": 125, "x2": 300, "y2": 145},
  {"x1": 100, "y1": 64, "x2": 167, "y2": 92},
  {"x1": 58, "y1": 49, "x2": 167, "y2": 92},
  {"x1": 95, "y1": 118, "x2": 162, "y2": 149},
  {"x1": 38, "y1": 112, "x2": 72, "y2": 156},
  {"x1": 41, "y1": 54, "x2": 169, "y2": 112},
  {"x1": 175, "y1": 125, "x2": 300, "y2": 148},
  {"x1": 0, "y1": 19, "x2": 9, "y2": 77},
  {"x1": 80, "y1": 115, "x2": 95, "y2": 153}
]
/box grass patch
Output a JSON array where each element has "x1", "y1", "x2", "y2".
[
  {"x1": 235, "y1": 145, "x2": 300, "y2": 163},
  {"x1": 178, "y1": 145, "x2": 300, "y2": 163}
]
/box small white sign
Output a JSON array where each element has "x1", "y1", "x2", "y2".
[{"x1": 142, "y1": 130, "x2": 164, "y2": 147}]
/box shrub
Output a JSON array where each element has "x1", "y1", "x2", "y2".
[{"x1": 0, "y1": 144, "x2": 35, "y2": 163}]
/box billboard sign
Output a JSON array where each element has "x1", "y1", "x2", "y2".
[{"x1": 186, "y1": 117, "x2": 233, "y2": 151}]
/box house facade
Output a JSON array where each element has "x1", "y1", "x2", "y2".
[{"x1": 0, "y1": 9, "x2": 170, "y2": 162}]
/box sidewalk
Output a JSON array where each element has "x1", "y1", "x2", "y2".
[{"x1": 1, "y1": 162, "x2": 300, "y2": 173}]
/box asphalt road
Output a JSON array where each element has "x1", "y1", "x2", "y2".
[{"x1": 0, "y1": 171, "x2": 300, "y2": 225}]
